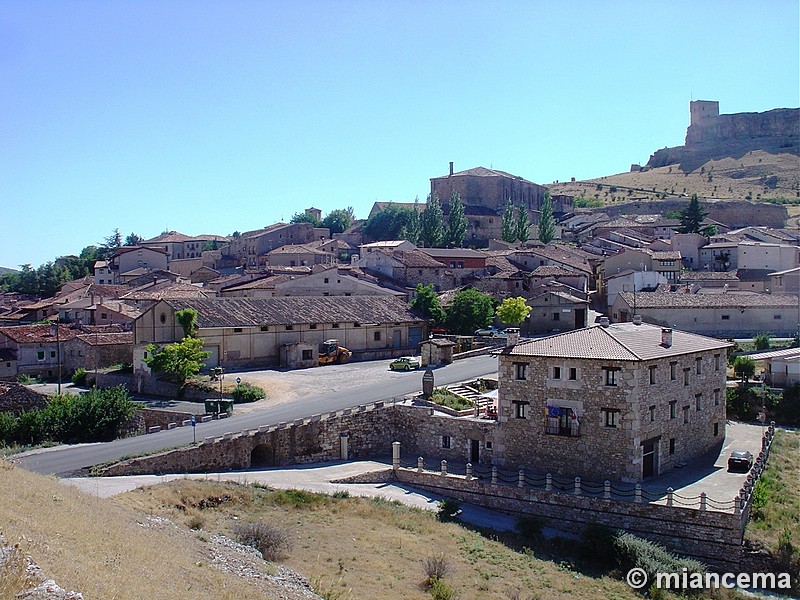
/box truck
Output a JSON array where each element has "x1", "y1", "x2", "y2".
[{"x1": 318, "y1": 339, "x2": 352, "y2": 365}]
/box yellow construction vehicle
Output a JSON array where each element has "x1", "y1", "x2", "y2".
[{"x1": 318, "y1": 339, "x2": 352, "y2": 365}]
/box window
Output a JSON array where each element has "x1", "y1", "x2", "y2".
[
  {"x1": 696, "y1": 357, "x2": 702, "y2": 374},
  {"x1": 568, "y1": 367, "x2": 577, "y2": 381},
  {"x1": 670, "y1": 361, "x2": 677, "y2": 381},
  {"x1": 683, "y1": 368, "x2": 690, "y2": 386},
  {"x1": 301, "y1": 349, "x2": 313, "y2": 360},
  {"x1": 324, "y1": 278, "x2": 329, "y2": 284},
  {"x1": 514, "y1": 363, "x2": 527, "y2": 380},
  {"x1": 695, "y1": 393, "x2": 702, "y2": 411},
  {"x1": 354, "y1": 322, "x2": 361, "y2": 327},
  {"x1": 649, "y1": 365, "x2": 657, "y2": 385},
  {"x1": 485, "y1": 441, "x2": 493, "y2": 450},
  {"x1": 37, "y1": 351, "x2": 45, "y2": 361},
  {"x1": 603, "y1": 367, "x2": 619, "y2": 386},
  {"x1": 374, "y1": 331, "x2": 381, "y2": 341},
  {"x1": 332, "y1": 323, "x2": 340, "y2": 329},
  {"x1": 441, "y1": 436, "x2": 451, "y2": 449},
  {"x1": 233, "y1": 328, "x2": 243, "y2": 333},
  {"x1": 649, "y1": 405, "x2": 656, "y2": 422},
  {"x1": 714, "y1": 354, "x2": 721, "y2": 371},
  {"x1": 50, "y1": 351, "x2": 56, "y2": 358},
  {"x1": 514, "y1": 402, "x2": 529, "y2": 419},
  {"x1": 449, "y1": 261, "x2": 456, "y2": 268},
  {"x1": 721, "y1": 314, "x2": 730, "y2": 320},
  {"x1": 774, "y1": 314, "x2": 782, "y2": 320},
  {"x1": 552, "y1": 312, "x2": 560, "y2": 321},
  {"x1": 285, "y1": 325, "x2": 294, "y2": 331},
  {"x1": 552, "y1": 366, "x2": 561, "y2": 380},
  {"x1": 457, "y1": 261, "x2": 464, "y2": 268},
  {"x1": 683, "y1": 405, "x2": 690, "y2": 424},
  {"x1": 714, "y1": 388, "x2": 721, "y2": 406},
  {"x1": 100, "y1": 312, "x2": 108, "y2": 319},
  {"x1": 159, "y1": 313, "x2": 167, "y2": 324},
  {"x1": 260, "y1": 325, "x2": 269, "y2": 332},
  {"x1": 669, "y1": 438, "x2": 676, "y2": 454},
  {"x1": 310, "y1": 324, "x2": 317, "y2": 330},
  {"x1": 602, "y1": 409, "x2": 620, "y2": 428},
  {"x1": 669, "y1": 401, "x2": 677, "y2": 419},
  {"x1": 714, "y1": 422, "x2": 720, "y2": 437}
]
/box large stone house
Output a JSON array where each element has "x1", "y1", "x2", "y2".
[
  {"x1": 133, "y1": 296, "x2": 427, "y2": 370},
  {"x1": 227, "y1": 223, "x2": 330, "y2": 268},
  {"x1": 494, "y1": 322, "x2": 731, "y2": 482},
  {"x1": 108, "y1": 246, "x2": 169, "y2": 282}
]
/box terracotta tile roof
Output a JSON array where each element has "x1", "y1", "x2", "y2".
[
  {"x1": 0, "y1": 324, "x2": 80, "y2": 343},
  {"x1": 419, "y1": 248, "x2": 488, "y2": 259},
  {"x1": 500, "y1": 322, "x2": 732, "y2": 361},
  {"x1": 529, "y1": 265, "x2": 580, "y2": 277},
  {"x1": 438, "y1": 166, "x2": 538, "y2": 186},
  {"x1": 238, "y1": 222, "x2": 292, "y2": 240},
  {"x1": 145, "y1": 230, "x2": 192, "y2": 243},
  {"x1": 617, "y1": 290, "x2": 799, "y2": 309},
  {"x1": 652, "y1": 251, "x2": 682, "y2": 260},
  {"x1": 680, "y1": 271, "x2": 740, "y2": 280},
  {"x1": 120, "y1": 282, "x2": 212, "y2": 301},
  {"x1": 267, "y1": 244, "x2": 331, "y2": 256},
  {"x1": 0, "y1": 382, "x2": 47, "y2": 413},
  {"x1": 222, "y1": 275, "x2": 294, "y2": 291},
  {"x1": 111, "y1": 245, "x2": 168, "y2": 258},
  {"x1": 391, "y1": 250, "x2": 444, "y2": 268},
  {"x1": 165, "y1": 296, "x2": 426, "y2": 328}
]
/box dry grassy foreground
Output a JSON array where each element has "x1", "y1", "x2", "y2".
[{"x1": 115, "y1": 478, "x2": 644, "y2": 600}]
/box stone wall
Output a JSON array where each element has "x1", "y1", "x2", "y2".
[
  {"x1": 393, "y1": 467, "x2": 745, "y2": 571},
  {"x1": 599, "y1": 199, "x2": 788, "y2": 230}
]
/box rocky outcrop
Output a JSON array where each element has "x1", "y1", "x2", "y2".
[{"x1": 648, "y1": 106, "x2": 799, "y2": 172}]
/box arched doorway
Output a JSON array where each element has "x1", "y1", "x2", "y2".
[{"x1": 250, "y1": 444, "x2": 275, "y2": 468}]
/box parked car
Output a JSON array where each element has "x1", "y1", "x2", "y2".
[
  {"x1": 389, "y1": 356, "x2": 421, "y2": 371},
  {"x1": 473, "y1": 327, "x2": 507, "y2": 338},
  {"x1": 727, "y1": 450, "x2": 754, "y2": 472}
]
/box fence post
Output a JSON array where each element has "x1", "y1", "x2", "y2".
[
  {"x1": 545, "y1": 473, "x2": 552, "y2": 492},
  {"x1": 603, "y1": 480, "x2": 611, "y2": 499},
  {"x1": 417, "y1": 457, "x2": 424, "y2": 473},
  {"x1": 466, "y1": 463, "x2": 473, "y2": 481},
  {"x1": 574, "y1": 477, "x2": 581, "y2": 495},
  {"x1": 700, "y1": 492, "x2": 707, "y2": 511},
  {"x1": 518, "y1": 469, "x2": 525, "y2": 488},
  {"x1": 635, "y1": 484, "x2": 642, "y2": 503},
  {"x1": 734, "y1": 495, "x2": 741, "y2": 514},
  {"x1": 666, "y1": 487, "x2": 674, "y2": 507},
  {"x1": 440, "y1": 460, "x2": 447, "y2": 477},
  {"x1": 392, "y1": 441, "x2": 401, "y2": 471},
  {"x1": 491, "y1": 465, "x2": 498, "y2": 485}
]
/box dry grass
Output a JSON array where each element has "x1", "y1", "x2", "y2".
[
  {"x1": 116, "y1": 478, "x2": 647, "y2": 600},
  {"x1": 0, "y1": 461, "x2": 307, "y2": 599},
  {"x1": 549, "y1": 150, "x2": 800, "y2": 204},
  {"x1": 0, "y1": 541, "x2": 35, "y2": 600}
]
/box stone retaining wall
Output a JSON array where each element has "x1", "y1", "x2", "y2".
[{"x1": 394, "y1": 468, "x2": 745, "y2": 571}]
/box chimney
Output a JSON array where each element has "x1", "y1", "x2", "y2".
[
  {"x1": 505, "y1": 327, "x2": 520, "y2": 347},
  {"x1": 661, "y1": 328, "x2": 673, "y2": 347},
  {"x1": 632, "y1": 314, "x2": 642, "y2": 326},
  {"x1": 449, "y1": 161, "x2": 454, "y2": 176},
  {"x1": 599, "y1": 316, "x2": 610, "y2": 328}
]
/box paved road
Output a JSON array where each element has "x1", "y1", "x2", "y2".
[{"x1": 14, "y1": 355, "x2": 499, "y2": 477}]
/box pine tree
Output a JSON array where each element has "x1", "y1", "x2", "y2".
[
  {"x1": 516, "y1": 205, "x2": 530, "y2": 244},
  {"x1": 501, "y1": 200, "x2": 516, "y2": 243},
  {"x1": 447, "y1": 191, "x2": 467, "y2": 248},
  {"x1": 537, "y1": 192, "x2": 556, "y2": 244},
  {"x1": 678, "y1": 194, "x2": 708, "y2": 234},
  {"x1": 406, "y1": 197, "x2": 421, "y2": 245},
  {"x1": 420, "y1": 193, "x2": 445, "y2": 248}
]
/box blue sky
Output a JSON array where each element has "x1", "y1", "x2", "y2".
[{"x1": 2, "y1": 0, "x2": 798, "y2": 269}]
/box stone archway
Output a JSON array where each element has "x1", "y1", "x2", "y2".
[{"x1": 250, "y1": 444, "x2": 275, "y2": 468}]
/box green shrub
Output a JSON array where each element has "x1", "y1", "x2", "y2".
[
  {"x1": 614, "y1": 532, "x2": 706, "y2": 592},
  {"x1": 231, "y1": 383, "x2": 266, "y2": 403},
  {"x1": 437, "y1": 498, "x2": 461, "y2": 522},
  {"x1": 515, "y1": 515, "x2": 545, "y2": 543},
  {"x1": 16, "y1": 374, "x2": 33, "y2": 384},
  {"x1": 0, "y1": 411, "x2": 17, "y2": 446},
  {"x1": 579, "y1": 524, "x2": 617, "y2": 567},
  {"x1": 71, "y1": 368, "x2": 87, "y2": 385},
  {"x1": 429, "y1": 577, "x2": 455, "y2": 600},
  {"x1": 233, "y1": 521, "x2": 293, "y2": 561}
]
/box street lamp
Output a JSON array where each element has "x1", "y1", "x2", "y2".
[{"x1": 428, "y1": 332, "x2": 433, "y2": 366}]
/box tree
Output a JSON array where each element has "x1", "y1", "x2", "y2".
[
  {"x1": 406, "y1": 197, "x2": 421, "y2": 245},
  {"x1": 753, "y1": 333, "x2": 772, "y2": 351},
  {"x1": 501, "y1": 200, "x2": 516, "y2": 243},
  {"x1": 175, "y1": 308, "x2": 199, "y2": 338},
  {"x1": 363, "y1": 204, "x2": 416, "y2": 241},
  {"x1": 445, "y1": 289, "x2": 495, "y2": 335},
  {"x1": 678, "y1": 194, "x2": 709, "y2": 234},
  {"x1": 202, "y1": 240, "x2": 219, "y2": 251},
  {"x1": 420, "y1": 193, "x2": 445, "y2": 248},
  {"x1": 516, "y1": 205, "x2": 530, "y2": 244},
  {"x1": 322, "y1": 207, "x2": 355, "y2": 234},
  {"x1": 447, "y1": 191, "x2": 467, "y2": 248},
  {"x1": 733, "y1": 356, "x2": 756, "y2": 382},
  {"x1": 124, "y1": 233, "x2": 143, "y2": 246},
  {"x1": 290, "y1": 211, "x2": 321, "y2": 227},
  {"x1": 409, "y1": 284, "x2": 446, "y2": 324},
  {"x1": 144, "y1": 337, "x2": 211, "y2": 388},
  {"x1": 537, "y1": 192, "x2": 556, "y2": 244},
  {"x1": 99, "y1": 228, "x2": 122, "y2": 259},
  {"x1": 496, "y1": 296, "x2": 532, "y2": 326}
]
